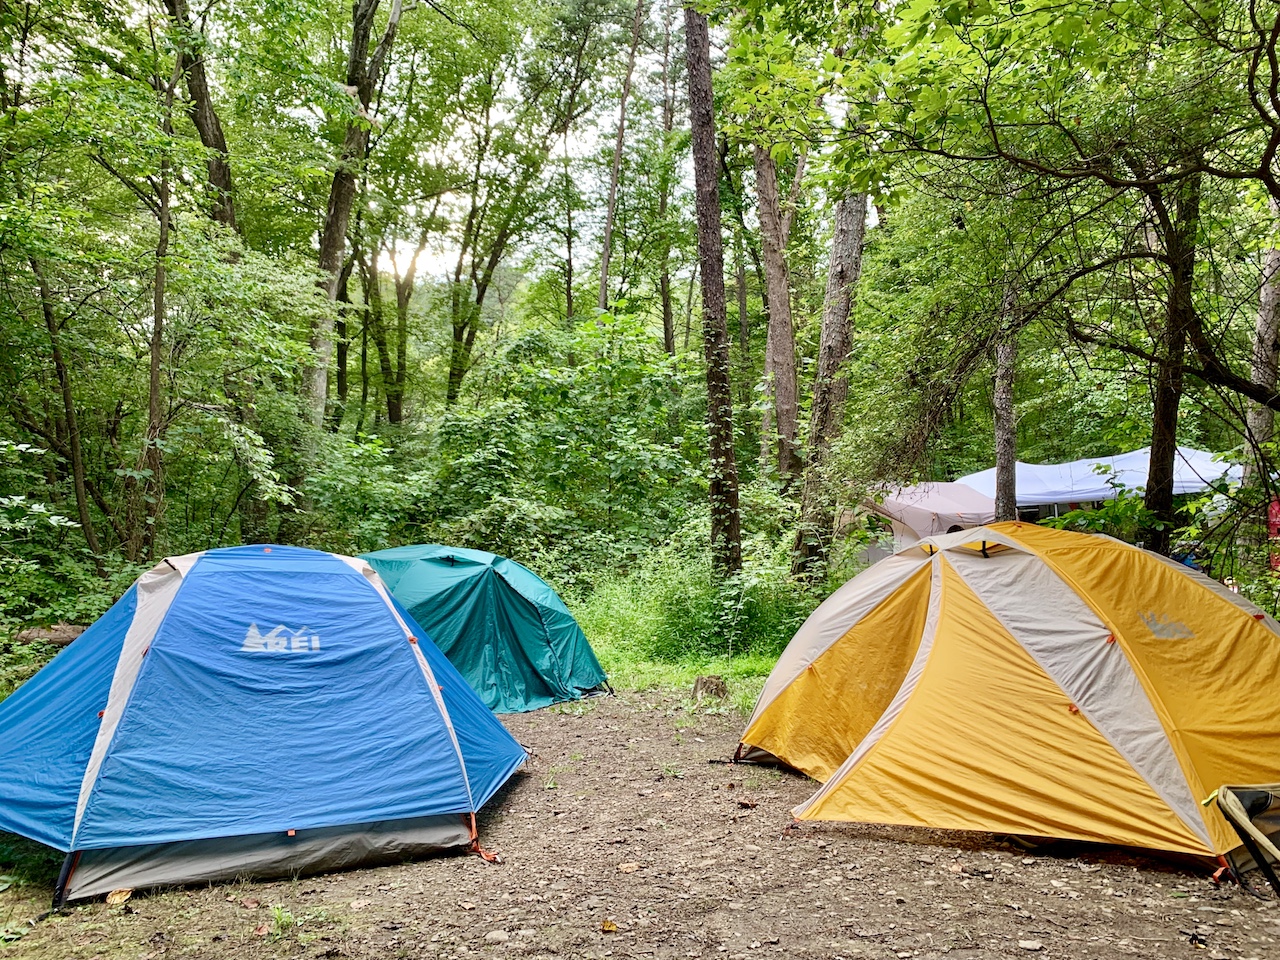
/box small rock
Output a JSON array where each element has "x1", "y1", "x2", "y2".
[
  {"x1": 485, "y1": 930, "x2": 510, "y2": 943},
  {"x1": 1018, "y1": 941, "x2": 1043, "y2": 952}
]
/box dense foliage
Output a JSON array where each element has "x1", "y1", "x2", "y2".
[{"x1": 5, "y1": 0, "x2": 1280, "y2": 682}]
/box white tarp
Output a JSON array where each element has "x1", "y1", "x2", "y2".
[{"x1": 958, "y1": 446, "x2": 1239, "y2": 506}]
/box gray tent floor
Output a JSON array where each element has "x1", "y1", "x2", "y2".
[{"x1": 5, "y1": 690, "x2": 1279, "y2": 959}]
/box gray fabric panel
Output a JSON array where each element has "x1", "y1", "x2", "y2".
[
  {"x1": 66, "y1": 814, "x2": 472, "y2": 901},
  {"x1": 945, "y1": 549, "x2": 1211, "y2": 849}
]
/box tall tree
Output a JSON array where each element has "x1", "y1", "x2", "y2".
[
  {"x1": 310, "y1": 0, "x2": 404, "y2": 427},
  {"x1": 1246, "y1": 199, "x2": 1280, "y2": 483},
  {"x1": 685, "y1": 5, "x2": 742, "y2": 575},
  {"x1": 993, "y1": 308, "x2": 1018, "y2": 523},
  {"x1": 162, "y1": 0, "x2": 236, "y2": 231},
  {"x1": 599, "y1": 0, "x2": 647, "y2": 311},
  {"x1": 791, "y1": 191, "x2": 867, "y2": 575},
  {"x1": 753, "y1": 144, "x2": 805, "y2": 480}
]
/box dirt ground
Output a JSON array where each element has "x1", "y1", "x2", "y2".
[{"x1": 3, "y1": 689, "x2": 1279, "y2": 960}]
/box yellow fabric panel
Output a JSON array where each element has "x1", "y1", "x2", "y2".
[
  {"x1": 740, "y1": 563, "x2": 933, "y2": 783},
  {"x1": 799, "y1": 558, "x2": 1208, "y2": 855},
  {"x1": 1000, "y1": 522, "x2": 1280, "y2": 854}
]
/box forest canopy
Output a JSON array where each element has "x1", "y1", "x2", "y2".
[{"x1": 4, "y1": 0, "x2": 1280, "y2": 652}]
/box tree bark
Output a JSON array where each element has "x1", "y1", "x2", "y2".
[
  {"x1": 30, "y1": 258, "x2": 103, "y2": 566},
  {"x1": 657, "y1": 0, "x2": 675, "y2": 355},
  {"x1": 137, "y1": 142, "x2": 172, "y2": 562},
  {"x1": 599, "y1": 0, "x2": 646, "y2": 311},
  {"x1": 163, "y1": 0, "x2": 236, "y2": 230},
  {"x1": 309, "y1": 0, "x2": 403, "y2": 427},
  {"x1": 993, "y1": 297, "x2": 1019, "y2": 523},
  {"x1": 685, "y1": 6, "x2": 742, "y2": 576},
  {"x1": 753, "y1": 144, "x2": 803, "y2": 481},
  {"x1": 791, "y1": 192, "x2": 867, "y2": 576},
  {"x1": 1143, "y1": 173, "x2": 1201, "y2": 556},
  {"x1": 1246, "y1": 197, "x2": 1280, "y2": 485}
]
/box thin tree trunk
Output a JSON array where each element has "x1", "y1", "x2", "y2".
[
  {"x1": 1144, "y1": 174, "x2": 1201, "y2": 556},
  {"x1": 333, "y1": 258, "x2": 354, "y2": 428},
  {"x1": 993, "y1": 299, "x2": 1018, "y2": 523},
  {"x1": 563, "y1": 134, "x2": 575, "y2": 323},
  {"x1": 599, "y1": 0, "x2": 646, "y2": 311},
  {"x1": 1246, "y1": 197, "x2": 1280, "y2": 486},
  {"x1": 736, "y1": 228, "x2": 749, "y2": 360},
  {"x1": 685, "y1": 6, "x2": 742, "y2": 576},
  {"x1": 657, "y1": 1, "x2": 675, "y2": 355},
  {"x1": 683, "y1": 260, "x2": 697, "y2": 351},
  {"x1": 309, "y1": 0, "x2": 403, "y2": 428},
  {"x1": 140, "y1": 145, "x2": 171, "y2": 561},
  {"x1": 753, "y1": 144, "x2": 803, "y2": 480},
  {"x1": 791, "y1": 192, "x2": 868, "y2": 575},
  {"x1": 31, "y1": 259, "x2": 103, "y2": 566}
]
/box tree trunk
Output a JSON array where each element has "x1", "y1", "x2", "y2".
[
  {"x1": 753, "y1": 144, "x2": 803, "y2": 481},
  {"x1": 657, "y1": 1, "x2": 675, "y2": 355},
  {"x1": 993, "y1": 299, "x2": 1018, "y2": 523},
  {"x1": 139, "y1": 151, "x2": 172, "y2": 562},
  {"x1": 332, "y1": 258, "x2": 355, "y2": 428},
  {"x1": 685, "y1": 6, "x2": 742, "y2": 576},
  {"x1": 563, "y1": 135, "x2": 575, "y2": 323},
  {"x1": 31, "y1": 258, "x2": 103, "y2": 566},
  {"x1": 362, "y1": 253, "x2": 403, "y2": 424},
  {"x1": 791, "y1": 192, "x2": 868, "y2": 576},
  {"x1": 1245, "y1": 197, "x2": 1280, "y2": 485},
  {"x1": 163, "y1": 0, "x2": 236, "y2": 230},
  {"x1": 599, "y1": 0, "x2": 646, "y2": 311},
  {"x1": 1143, "y1": 174, "x2": 1201, "y2": 556},
  {"x1": 308, "y1": 0, "x2": 403, "y2": 428}
]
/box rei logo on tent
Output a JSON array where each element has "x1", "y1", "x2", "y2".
[
  {"x1": 1140, "y1": 612, "x2": 1194, "y2": 640},
  {"x1": 240, "y1": 623, "x2": 321, "y2": 652}
]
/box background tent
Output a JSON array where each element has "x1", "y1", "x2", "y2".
[
  {"x1": 738, "y1": 523, "x2": 1280, "y2": 857},
  {"x1": 0, "y1": 545, "x2": 526, "y2": 903},
  {"x1": 363, "y1": 544, "x2": 608, "y2": 713},
  {"x1": 872, "y1": 446, "x2": 1237, "y2": 545},
  {"x1": 867, "y1": 482, "x2": 996, "y2": 545},
  {"x1": 958, "y1": 445, "x2": 1238, "y2": 505}
]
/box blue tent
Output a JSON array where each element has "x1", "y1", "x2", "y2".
[
  {"x1": 0, "y1": 545, "x2": 526, "y2": 903},
  {"x1": 363, "y1": 545, "x2": 609, "y2": 713}
]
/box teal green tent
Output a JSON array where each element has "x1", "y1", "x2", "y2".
[{"x1": 361, "y1": 545, "x2": 609, "y2": 713}]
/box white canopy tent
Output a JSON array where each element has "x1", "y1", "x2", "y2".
[
  {"x1": 958, "y1": 446, "x2": 1239, "y2": 505},
  {"x1": 870, "y1": 447, "x2": 1238, "y2": 545}
]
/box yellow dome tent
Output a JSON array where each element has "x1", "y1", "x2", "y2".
[{"x1": 738, "y1": 523, "x2": 1280, "y2": 857}]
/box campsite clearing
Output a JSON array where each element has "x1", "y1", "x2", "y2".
[{"x1": 3, "y1": 691, "x2": 1277, "y2": 960}]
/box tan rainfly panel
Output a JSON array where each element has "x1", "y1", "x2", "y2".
[
  {"x1": 795, "y1": 559, "x2": 1209, "y2": 856},
  {"x1": 742, "y1": 552, "x2": 931, "y2": 741},
  {"x1": 740, "y1": 561, "x2": 934, "y2": 782},
  {"x1": 1003, "y1": 523, "x2": 1280, "y2": 854}
]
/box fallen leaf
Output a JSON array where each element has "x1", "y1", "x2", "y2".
[
  {"x1": 601, "y1": 919, "x2": 618, "y2": 933},
  {"x1": 350, "y1": 899, "x2": 371, "y2": 910},
  {"x1": 239, "y1": 898, "x2": 260, "y2": 910},
  {"x1": 252, "y1": 923, "x2": 271, "y2": 937},
  {"x1": 105, "y1": 889, "x2": 133, "y2": 906},
  {"x1": 617, "y1": 862, "x2": 640, "y2": 874}
]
